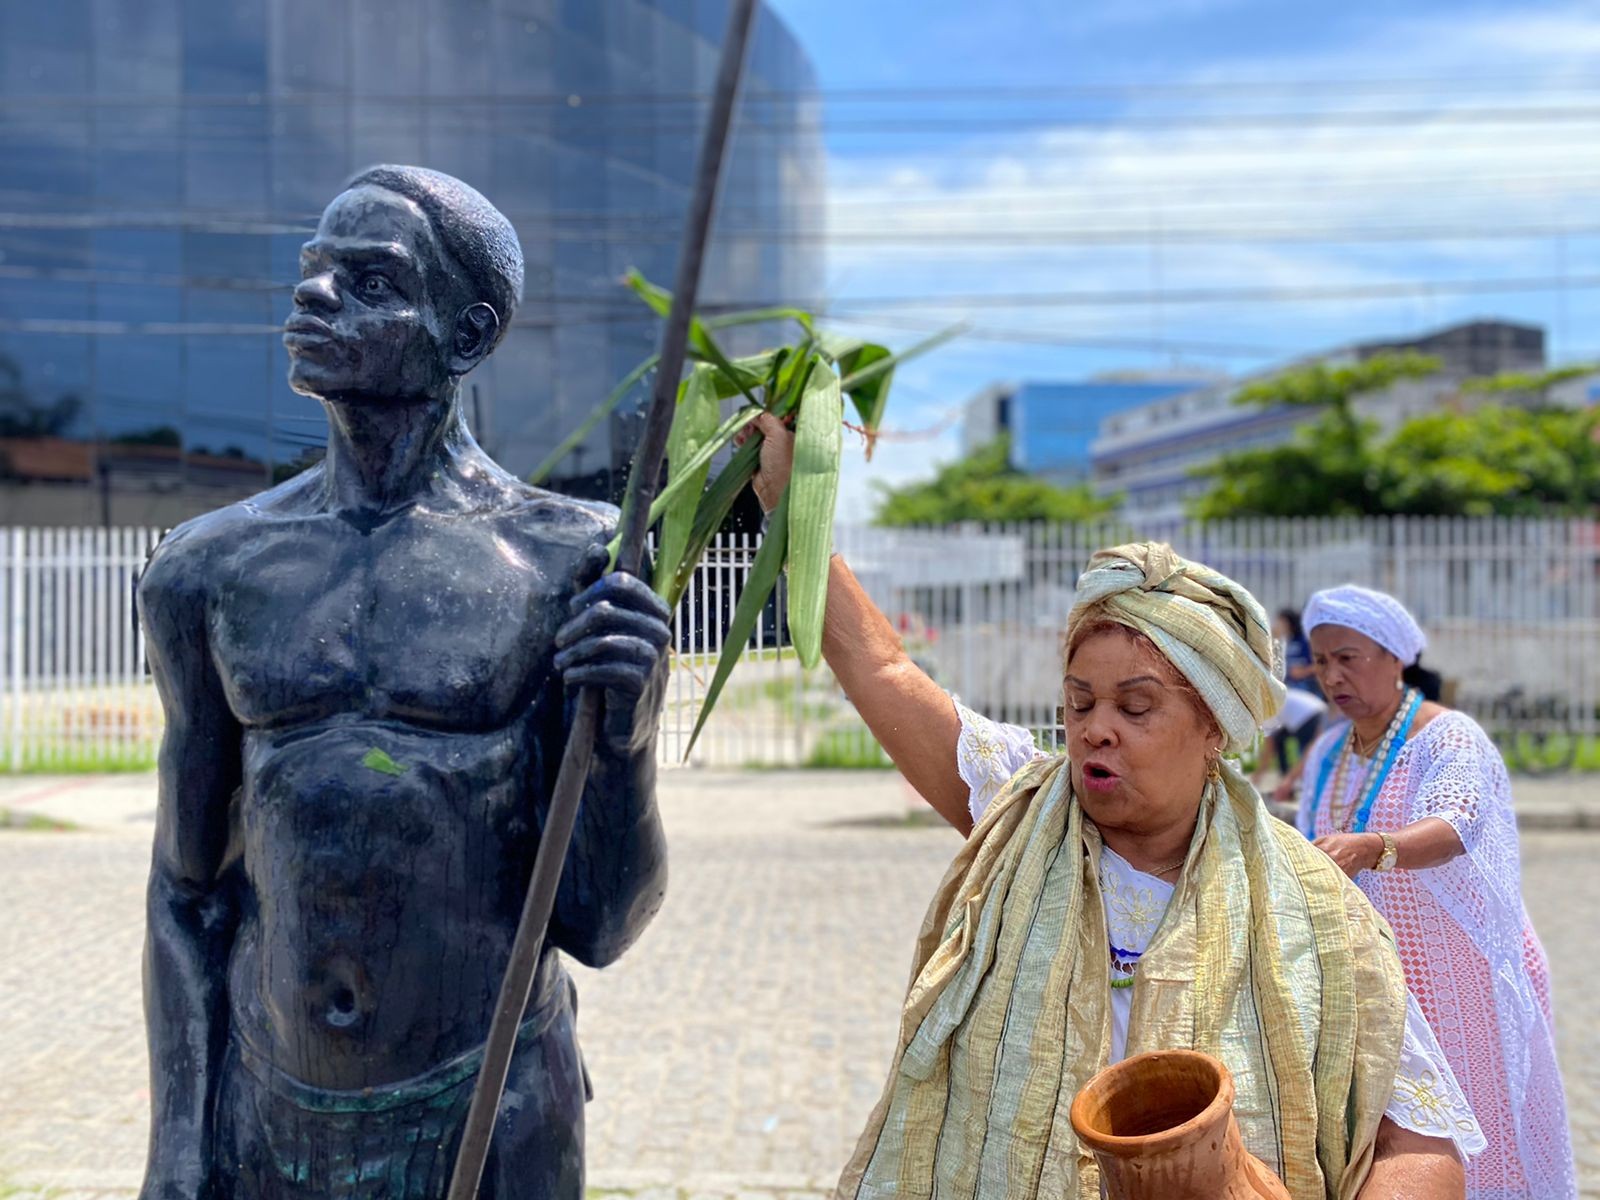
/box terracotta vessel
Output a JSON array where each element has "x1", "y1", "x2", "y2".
[{"x1": 1069, "y1": 1049, "x2": 1291, "y2": 1200}]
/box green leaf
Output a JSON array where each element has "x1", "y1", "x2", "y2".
[
  {"x1": 838, "y1": 343, "x2": 893, "y2": 443},
  {"x1": 814, "y1": 330, "x2": 868, "y2": 362},
  {"x1": 603, "y1": 406, "x2": 765, "y2": 571},
  {"x1": 703, "y1": 306, "x2": 815, "y2": 336},
  {"x1": 623, "y1": 269, "x2": 759, "y2": 408},
  {"x1": 770, "y1": 343, "x2": 818, "y2": 420},
  {"x1": 654, "y1": 365, "x2": 723, "y2": 597},
  {"x1": 786, "y1": 361, "x2": 843, "y2": 668},
  {"x1": 528, "y1": 353, "x2": 656, "y2": 485},
  {"x1": 837, "y1": 324, "x2": 964, "y2": 460},
  {"x1": 361, "y1": 747, "x2": 407, "y2": 776},
  {"x1": 662, "y1": 437, "x2": 761, "y2": 606},
  {"x1": 685, "y1": 490, "x2": 791, "y2": 758},
  {"x1": 624, "y1": 268, "x2": 674, "y2": 318}
]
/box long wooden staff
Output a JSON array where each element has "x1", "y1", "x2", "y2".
[{"x1": 446, "y1": 2, "x2": 759, "y2": 1194}]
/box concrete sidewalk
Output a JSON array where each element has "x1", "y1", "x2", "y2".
[
  {"x1": 1, "y1": 765, "x2": 1593, "y2": 835},
  {"x1": 2, "y1": 767, "x2": 1597, "y2": 1199}
]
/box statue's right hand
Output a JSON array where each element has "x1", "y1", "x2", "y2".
[{"x1": 734, "y1": 411, "x2": 794, "y2": 516}]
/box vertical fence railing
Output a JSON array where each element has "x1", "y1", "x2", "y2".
[
  {"x1": 2, "y1": 519, "x2": 1597, "y2": 772},
  {"x1": 1, "y1": 527, "x2": 163, "y2": 771}
]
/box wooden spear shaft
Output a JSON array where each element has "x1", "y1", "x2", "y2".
[{"x1": 446, "y1": 3, "x2": 759, "y2": 1194}]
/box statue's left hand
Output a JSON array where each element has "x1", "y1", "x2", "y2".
[{"x1": 555, "y1": 546, "x2": 672, "y2": 753}]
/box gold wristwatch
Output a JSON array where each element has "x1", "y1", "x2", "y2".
[{"x1": 1374, "y1": 832, "x2": 1399, "y2": 872}]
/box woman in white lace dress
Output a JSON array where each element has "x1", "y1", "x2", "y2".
[
  {"x1": 1296, "y1": 585, "x2": 1575, "y2": 1200},
  {"x1": 737, "y1": 416, "x2": 1480, "y2": 1199}
]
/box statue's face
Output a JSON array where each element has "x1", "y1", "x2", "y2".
[{"x1": 284, "y1": 185, "x2": 462, "y2": 403}]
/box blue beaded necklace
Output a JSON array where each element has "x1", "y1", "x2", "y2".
[{"x1": 1311, "y1": 688, "x2": 1421, "y2": 834}]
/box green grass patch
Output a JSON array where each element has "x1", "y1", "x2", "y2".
[
  {"x1": 0, "y1": 747, "x2": 158, "y2": 774},
  {"x1": 804, "y1": 726, "x2": 895, "y2": 770},
  {"x1": 0, "y1": 1173, "x2": 62, "y2": 1198},
  {"x1": 0, "y1": 808, "x2": 78, "y2": 832}
]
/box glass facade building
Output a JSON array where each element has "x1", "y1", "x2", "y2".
[{"x1": 0, "y1": 0, "x2": 821, "y2": 525}]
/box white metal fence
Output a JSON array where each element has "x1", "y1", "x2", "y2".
[
  {"x1": 1, "y1": 527, "x2": 163, "y2": 771},
  {"x1": 3, "y1": 519, "x2": 1597, "y2": 772}
]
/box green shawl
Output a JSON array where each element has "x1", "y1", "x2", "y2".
[{"x1": 837, "y1": 757, "x2": 1406, "y2": 1200}]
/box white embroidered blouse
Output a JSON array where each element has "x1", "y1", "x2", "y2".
[{"x1": 953, "y1": 699, "x2": 1486, "y2": 1159}]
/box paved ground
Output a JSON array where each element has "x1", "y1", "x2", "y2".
[{"x1": 0, "y1": 769, "x2": 1596, "y2": 1198}]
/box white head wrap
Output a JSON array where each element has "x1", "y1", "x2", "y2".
[{"x1": 1302, "y1": 584, "x2": 1426, "y2": 665}]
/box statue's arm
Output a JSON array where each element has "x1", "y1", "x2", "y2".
[
  {"x1": 137, "y1": 536, "x2": 243, "y2": 1200},
  {"x1": 545, "y1": 538, "x2": 670, "y2": 968}
]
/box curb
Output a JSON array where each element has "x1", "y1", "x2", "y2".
[{"x1": 1516, "y1": 807, "x2": 1600, "y2": 831}]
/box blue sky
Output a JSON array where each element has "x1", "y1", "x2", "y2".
[{"x1": 761, "y1": 0, "x2": 1600, "y2": 511}]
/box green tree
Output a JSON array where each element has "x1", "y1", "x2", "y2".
[
  {"x1": 1194, "y1": 395, "x2": 1600, "y2": 519},
  {"x1": 1191, "y1": 411, "x2": 1385, "y2": 518},
  {"x1": 0, "y1": 353, "x2": 82, "y2": 438},
  {"x1": 1229, "y1": 351, "x2": 1441, "y2": 413},
  {"x1": 1375, "y1": 406, "x2": 1600, "y2": 515},
  {"x1": 873, "y1": 436, "x2": 1116, "y2": 526},
  {"x1": 1191, "y1": 353, "x2": 1441, "y2": 519}
]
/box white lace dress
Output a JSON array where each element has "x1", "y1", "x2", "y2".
[
  {"x1": 1298, "y1": 710, "x2": 1576, "y2": 1199},
  {"x1": 954, "y1": 700, "x2": 1485, "y2": 1162}
]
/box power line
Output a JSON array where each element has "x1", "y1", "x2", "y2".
[
  {"x1": 4, "y1": 74, "x2": 1600, "y2": 106},
  {"x1": 6, "y1": 213, "x2": 1600, "y2": 252},
  {"x1": 818, "y1": 311, "x2": 1285, "y2": 358},
  {"x1": 7, "y1": 272, "x2": 1600, "y2": 339},
  {"x1": 805, "y1": 274, "x2": 1600, "y2": 310}
]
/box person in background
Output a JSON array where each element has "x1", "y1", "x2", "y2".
[
  {"x1": 1278, "y1": 607, "x2": 1322, "y2": 698},
  {"x1": 1298, "y1": 584, "x2": 1575, "y2": 1200},
  {"x1": 1258, "y1": 684, "x2": 1328, "y2": 793}
]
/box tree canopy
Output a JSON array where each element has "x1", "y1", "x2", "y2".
[
  {"x1": 1192, "y1": 354, "x2": 1600, "y2": 518},
  {"x1": 874, "y1": 436, "x2": 1117, "y2": 526}
]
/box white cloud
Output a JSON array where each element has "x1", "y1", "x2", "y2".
[{"x1": 816, "y1": 3, "x2": 1600, "y2": 516}]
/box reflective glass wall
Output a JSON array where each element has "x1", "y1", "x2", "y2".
[{"x1": 0, "y1": 0, "x2": 821, "y2": 524}]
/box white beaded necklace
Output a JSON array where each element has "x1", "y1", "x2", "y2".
[{"x1": 1326, "y1": 688, "x2": 1418, "y2": 832}]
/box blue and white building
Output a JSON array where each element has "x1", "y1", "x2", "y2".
[
  {"x1": 963, "y1": 376, "x2": 1216, "y2": 487},
  {"x1": 1091, "y1": 320, "x2": 1547, "y2": 523}
]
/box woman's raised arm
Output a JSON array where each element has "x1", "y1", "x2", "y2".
[{"x1": 741, "y1": 413, "x2": 973, "y2": 833}]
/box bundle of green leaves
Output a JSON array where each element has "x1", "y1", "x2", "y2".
[{"x1": 530, "y1": 271, "x2": 957, "y2": 753}]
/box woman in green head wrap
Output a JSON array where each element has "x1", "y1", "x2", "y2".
[{"x1": 739, "y1": 419, "x2": 1479, "y2": 1200}]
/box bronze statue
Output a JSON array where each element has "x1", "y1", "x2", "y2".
[{"x1": 136, "y1": 166, "x2": 671, "y2": 1199}]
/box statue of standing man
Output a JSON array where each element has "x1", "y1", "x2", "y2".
[{"x1": 136, "y1": 166, "x2": 672, "y2": 1198}]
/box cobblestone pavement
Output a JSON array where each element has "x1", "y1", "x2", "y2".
[{"x1": 1, "y1": 770, "x2": 1596, "y2": 1198}]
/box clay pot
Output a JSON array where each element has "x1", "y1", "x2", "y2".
[{"x1": 1069, "y1": 1049, "x2": 1291, "y2": 1200}]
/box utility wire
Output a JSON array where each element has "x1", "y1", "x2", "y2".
[{"x1": 5, "y1": 74, "x2": 1600, "y2": 105}]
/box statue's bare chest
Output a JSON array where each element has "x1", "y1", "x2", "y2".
[{"x1": 208, "y1": 512, "x2": 584, "y2": 730}]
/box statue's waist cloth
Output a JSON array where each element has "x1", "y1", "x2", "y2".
[{"x1": 217, "y1": 961, "x2": 591, "y2": 1199}]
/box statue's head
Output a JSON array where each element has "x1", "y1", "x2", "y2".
[{"x1": 284, "y1": 165, "x2": 524, "y2": 404}]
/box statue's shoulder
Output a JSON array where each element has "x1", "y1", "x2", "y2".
[
  {"x1": 502, "y1": 485, "x2": 620, "y2": 548},
  {"x1": 134, "y1": 505, "x2": 253, "y2": 630},
  {"x1": 140, "y1": 470, "x2": 324, "y2": 600}
]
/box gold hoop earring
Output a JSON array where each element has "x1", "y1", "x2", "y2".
[{"x1": 1206, "y1": 749, "x2": 1223, "y2": 784}]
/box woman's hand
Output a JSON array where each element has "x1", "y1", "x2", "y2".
[
  {"x1": 1358, "y1": 1117, "x2": 1464, "y2": 1198},
  {"x1": 1314, "y1": 831, "x2": 1383, "y2": 879},
  {"x1": 734, "y1": 411, "x2": 794, "y2": 515}
]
